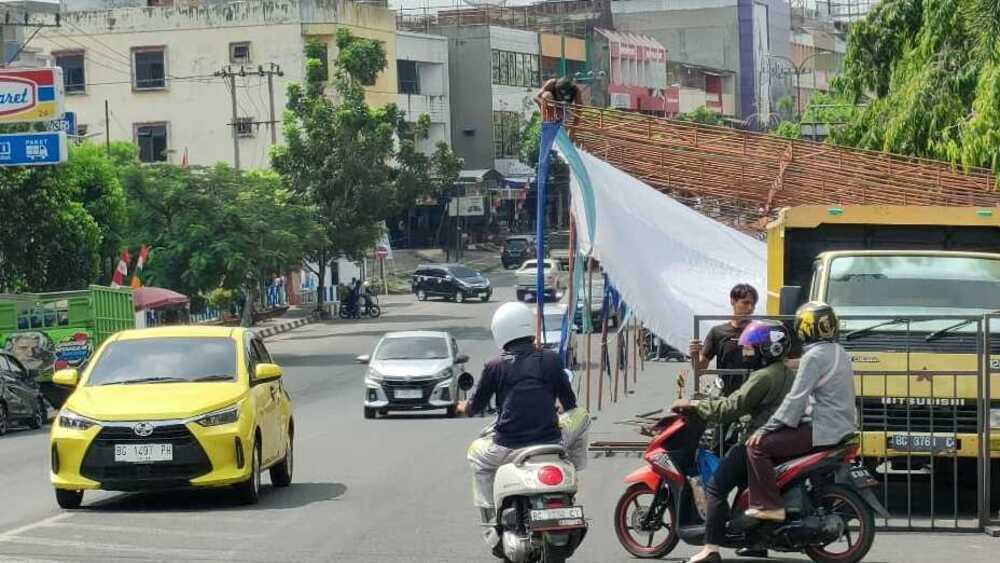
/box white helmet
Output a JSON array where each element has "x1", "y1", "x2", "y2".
[{"x1": 491, "y1": 301, "x2": 536, "y2": 350}]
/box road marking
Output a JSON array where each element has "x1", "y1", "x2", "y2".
[
  {"x1": 42, "y1": 521, "x2": 255, "y2": 540},
  {"x1": 0, "y1": 535, "x2": 225, "y2": 559},
  {"x1": 0, "y1": 513, "x2": 71, "y2": 541}
]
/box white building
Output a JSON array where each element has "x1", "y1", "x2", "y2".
[
  {"x1": 395, "y1": 31, "x2": 451, "y2": 154},
  {"x1": 30, "y1": 0, "x2": 400, "y2": 169}
]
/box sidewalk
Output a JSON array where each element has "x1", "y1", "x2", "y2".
[{"x1": 252, "y1": 304, "x2": 317, "y2": 339}]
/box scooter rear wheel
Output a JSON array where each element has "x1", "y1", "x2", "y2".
[
  {"x1": 614, "y1": 482, "x2": 679, "y2": 558},
  {"x1": 804, "y1": 485, "x2": 875, "y2": 563}
]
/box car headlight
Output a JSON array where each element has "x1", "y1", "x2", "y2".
[
  {"x1": 58, "y1": 409, "x2": 98, "y2": 431},
  {"x1": 193, "y1": 405, "x2": 240, "y2": 427},
  {"x1": 991, "y1": 408, "x2": 1000, "y2": 430},
  {"x1": 437, "y1": 367, "x2": 454, "y2": 381},
  {"x1": 366, "y1": 368, "x2": 383, "y2": 383}
]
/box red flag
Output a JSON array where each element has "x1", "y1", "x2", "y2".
[
  {"x1": 129, "y1": 245, "x2": 150, "y2": 288},
  {"x1": 111, "y1": 249, "x2": 130, "y2": 288},
  {"x1": 180, "y1": 147, "x2": 189, "y2": 169}
]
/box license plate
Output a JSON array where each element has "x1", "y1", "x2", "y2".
[
  {"x1": 888, "y1": 434, "x2": 959, "y2": 453},
  {"x1": 114, "y1": 443, "x2": 173, "y2": 463},
  {"x1": 395, "y1": 389, "x2": 422, "y2": 399},
  {"x1": 529, "y1": 506, "x2": 585, "y2": 530},
  {"x1": 849, "y1": 466, "x2": 878, "y2": 488}
]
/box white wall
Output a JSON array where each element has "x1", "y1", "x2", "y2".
[
  {"x1": 34, "y1": 23, "x2": 305, "y2": 169},
  {"x1": 396, "y1": 31, "x2": 451, "y2": 153},
  {"x1": 490, "y1": 27, "x2": 540, "y2": 55}
]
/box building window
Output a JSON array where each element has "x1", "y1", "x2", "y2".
[
  {"x1": 132, "y1": 47, "x2": 166, "y2": 90},
  {"x1": 235, "y1": 117, "x2": 255, "y2": 138},
  {"x1": 493, "y1": 111, "x2": 522, "y2": 158},
  {"x1": 134, "y1": 123, "x2": 168, "y2": 163},
  {"x1": 397, "y1": 60, "x2": 419, "y2": 95},
  {"x1": 491, "y1": 50, "x2": 539, "y2": 88},
  {"x1": 54, "y1": 52, "x2": 85, "y2": 93},
  {"x1": 230, "y1": 42, "x2": 251, "y2": 64}
]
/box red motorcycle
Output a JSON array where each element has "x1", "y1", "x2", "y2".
[{"x1": 613, "y1": 413, "x2": 887, "y2": 562}]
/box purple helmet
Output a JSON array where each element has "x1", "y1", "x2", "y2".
[{"x1": 738, "y1": 320, "x2": 791, "y2": 366}]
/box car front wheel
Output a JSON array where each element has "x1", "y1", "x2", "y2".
[
  {"x1": 455, "y1": 291, "x2": 465, "y2": 304},
  {"x1": 416, "y1": 289, "x2": 427, "y2": 301},
  {"x1": 29, "y1": 400, "x2": 45, "y2": 430},
  {"x1": 235, "y1": 439, "x2": 261, "y2": 505},
  {"x1": 270, "y1": 433, "x2": 293, "y2": 488},
  {"x1": 55, "y1": 488, "x2": 83, "y2": 510}
]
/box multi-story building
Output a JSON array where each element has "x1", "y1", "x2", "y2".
[
  {"x1": 611, "y1": 0, "x2": 792, "y2": 124},
  {"x1": 590, "y1": 28, "x2": 668, "y2": 114},
  {"x1": 31, "y1": 0, "x2": 399, "y2": 169},
  {"x1": 430, "y1": 25, "x2": 542, "y2": 179},
  {"x1": 395, "y1": 31, "x2": 451, "y2": 153}
]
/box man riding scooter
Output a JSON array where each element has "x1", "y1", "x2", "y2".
[
  {"x1": 671, "y1": 320, "x2": 795, "y2": 563},
  {"x1": 457, "y1": 302, "x2": 591, "y2": 553}
]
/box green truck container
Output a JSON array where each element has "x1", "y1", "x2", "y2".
[{"x1": 0, "y1": 285, "x2": 135, "y2": 408}]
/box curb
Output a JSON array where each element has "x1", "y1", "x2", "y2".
[{"x1": 256, "y1": 316, "x2": 313, "y2": 339}]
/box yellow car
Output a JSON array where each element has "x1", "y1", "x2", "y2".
[{"x1": 49, "y1": 326, "x2": 294, "y2": 508}]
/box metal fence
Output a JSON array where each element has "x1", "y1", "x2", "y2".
[{"x1": 693, "y1": 314, "x2": 999, "y2": 534}]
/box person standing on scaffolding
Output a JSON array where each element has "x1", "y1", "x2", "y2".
[{"x1": 536, "y1": 77, "x2": 581, "y2": 123}]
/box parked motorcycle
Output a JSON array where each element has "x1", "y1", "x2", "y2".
[
  {"x1": 613, "y1": 412, "x2": 887, "y2": 562},
  {"x1": 458, "y1": 378, "x2": 588, "y2": 563}
]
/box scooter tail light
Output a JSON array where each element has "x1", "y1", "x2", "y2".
[
  {"x1": 537, "y1": 465, "x2": 564, "y2": 486},
  {"x1": 544, "y1": 497, "x2": 567, "y2": 508}
]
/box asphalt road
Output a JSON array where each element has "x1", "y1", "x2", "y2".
[{"x1": 0, "y1": 271, "x2": 997, "y2": 562}]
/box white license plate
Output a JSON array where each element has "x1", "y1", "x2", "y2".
[
  {"x1": 530, "y1": 507, "x2": 584, "y2": 522},
  {"x1": 114, "y1": 444, "x2": 173, "y2": 463},
  {"x1": 395, "y1": 389, "x2": 423, "y2": 399}
]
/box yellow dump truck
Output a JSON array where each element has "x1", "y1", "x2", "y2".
[{"x1": 766, "y1": 205, "x2": 1000, "y2": 506}]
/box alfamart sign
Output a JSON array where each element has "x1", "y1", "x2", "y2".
[{"x1": 0, "y1": 68, "x2": 65, "y2": 123}]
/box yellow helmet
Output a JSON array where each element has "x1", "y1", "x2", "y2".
[{"x1": 795, "y1": 301, "x2": 840, "y2": 345}]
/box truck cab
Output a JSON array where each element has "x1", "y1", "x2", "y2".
[{"x1": 766, "y1": 205, "x2": 1000, "y2": 507}]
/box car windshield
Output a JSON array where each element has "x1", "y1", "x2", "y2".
[
  {"x1": 376, "y1": 337, "x2": 449, "y2": 360},
  {"x1": 827, "y1": 255, "x2": 1000, "y2": 332},
  {"x1": 507, "y1": 239, "x2": 529, "y2": 250},
  {"x1": 449, "y1": 266, "x2": 479, "y2": 278},
  {"x1": 87, "y1": 338, "x2": 237, "y2": 386},
  {"x1": 522, "y1": 262, "x2": 551, "y2": 270}
]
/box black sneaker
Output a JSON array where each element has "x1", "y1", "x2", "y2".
[{"x1": 735, "y1": 547, "x2": 768, "y2": 558}]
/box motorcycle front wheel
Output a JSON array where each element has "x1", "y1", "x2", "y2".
[
  {"x1": 614, "y1": 482, "x2": 678, "y2": 559},
  {"x1": 367, "y1": 304, "x2": 382, "y2": 318},
  {"x1": 804, "y1": 484, "x2": 876, "y2": 563}
]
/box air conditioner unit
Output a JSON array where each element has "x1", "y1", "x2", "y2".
[{"x1": 610, "y1": 93, "x2": 631, "y2": 108}]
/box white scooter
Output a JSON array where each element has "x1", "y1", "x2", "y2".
[{"x1": 459, "y1": 376, "x2": 588, "y2": 563}]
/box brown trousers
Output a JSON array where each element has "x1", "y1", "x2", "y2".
[{"x1": 746, "y1": 424, "x2": 813, "y2": 510}]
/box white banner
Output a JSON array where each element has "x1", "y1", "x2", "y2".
[{"x1": 561, "y1": 146, "x2": 767, "y2": 351}]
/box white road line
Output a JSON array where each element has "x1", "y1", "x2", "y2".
[
  {"x1": 0, "y1": 535, "x2": 225, "y2": 559},
  {"x1": 42, "y1": 521, "x2": 254, "y2": 541},
  {"x1": 0, "y1": 513, "x2": 71, "y2": 541}
]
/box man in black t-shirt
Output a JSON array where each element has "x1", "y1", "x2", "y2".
[{"x1": 689, "y1": 283, "x2": 761, "y2": 396}]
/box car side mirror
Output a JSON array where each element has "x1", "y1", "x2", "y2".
[
  {"x1": 254, "y1": 363, "x2": 282, "y2": 382},
  {"x1": 779, "y1": 285, "x2": 802, "y2": 317},
  {"x1": 455, "y1": 354, "x2": 470, "y2": 364},
  {"x1": 52, "y1": 368, "x2": 80, "y2": 387},
  {"x1": 457, "y1": 372, "x2": 475, "y2": 391},
  {"x1": 356, "y1": 354, "x2": 371, "y2": 365}
]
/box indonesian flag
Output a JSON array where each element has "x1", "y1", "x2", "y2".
[
  {"x1": 130, "y1": 245, "x2": 150, "y2": 288},
  {"x1": 111, "y1": 249, "x2": 130, "y2": 288}
]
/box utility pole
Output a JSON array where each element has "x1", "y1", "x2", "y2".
[
  {"x1": 215, "y1": 64, "x2": 284, "y2": 170},
  {"x1": 263, "y1": 63, "x2": 284, "y2": 145}
]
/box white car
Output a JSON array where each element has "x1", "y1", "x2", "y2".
[
  {"x1": 515, "y1": 259, "x2": 567, "y2": 302},
  {"x1": 358, "y1": 331, "x2": 470, "y2": 419}
]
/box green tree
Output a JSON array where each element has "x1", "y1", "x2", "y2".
[
  {"x1": 272, "y1": 30, "x2": 401, "y2": 309},
  {"x1": 832, "y1": 0, "x2": 1000, "y2": 178},
  {"x1": 675, "y1": 106, "x2": 727, "y2": 126},
  {"x1": 120, "y1": 163, "x2": 316, "y2": 323},
  {"x1": 0, "y1": 142, "x2": 125, "y2": 292}
]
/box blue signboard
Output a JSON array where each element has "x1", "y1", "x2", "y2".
[
  {"x1": 0, "y1": 132, "x2": 68, "y2": 166},
  {"x1": 49, "y1": 111, "x2": 77, "y2": 136}
]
